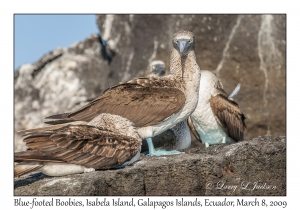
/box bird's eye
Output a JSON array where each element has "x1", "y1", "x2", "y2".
[
  {"x1": 175, "y1": 39, "x2": 178, "y2": 44},
  {"x1": 189, "y1": 39, "x2": 192, "y2": 43},
  {"x1": 152, "y1": 66, "x2": 156, "y2": 70}
]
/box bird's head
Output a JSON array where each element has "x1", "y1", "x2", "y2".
[
  {"x1": 148, "y1": 60, "x2": 166, "y2": 77},
  {"x1": 173, "y1": 30, "x2": 195, "y2": 56}
]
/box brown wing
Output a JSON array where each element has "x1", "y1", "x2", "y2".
[
  {"x1": 210, "y1": 94, "x2": 246, "y2": 141},
  {"x1": 21, "y1": 125, "x2": 141, "y2": 169},
  {"x1": 14, "y1": 150, "x2": 64, "y2": 177},
  {"x1": 45, "y1": 78, "x2": 185, "y2": 128},
  {"x1": 14, "y1": 163, "x2": 44, "y2": 177},
  {"x1": 18, "y1": 121, "x2": 87, "y2": 134},
  {"x1": 187, "y1": 116, "x2": 202, "y2": 142},
  {"x1": 15, "y1": 150, "x2": 64, "y2": 162}
]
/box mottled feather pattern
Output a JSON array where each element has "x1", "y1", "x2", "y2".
[
  {"x1": 214, "y1": 80, "x2": 228, "y2": 96},
  {"x1": 124, "y1": 75, "x2": 181, "y2": 89},
  {"x1": 87, "y1": 113, "x2": 140, "y2": 140},
  {"x1": 16, "y1": 124, "x2": 141, "y2": 170}
]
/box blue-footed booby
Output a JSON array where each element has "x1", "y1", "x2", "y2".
[
  {"x1": 144, "y1": 60, "x2": 191, "y2": 152},
  {"x1": 147, "y1": 60, "x2": 166, "y2": 77},
  {"x1": 148, "y1": 60, "x2": 246, "y2": 150},
  {"x1": 188, "y1": 70, "x2": 246, "y2": 147},
  {"x1": 44, "y1": 30, "x2": 201, "y2": 156},
  {"x1": 14, "y1": 113, "x2": 142, "y2": 177}
]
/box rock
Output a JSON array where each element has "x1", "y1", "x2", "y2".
[
  {"x1": 14, "y1": 135, "x2": 286, "y2": 196},
  {"x1": 14, "y1": 34, "x2": 111, "y2": 152},
  {"x1": 14, "y1": 15, "x2": 286, "y2": 151}
]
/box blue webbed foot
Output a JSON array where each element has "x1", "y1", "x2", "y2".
[
  {"x1": 148, "y1": 149, "x2": 182, "y2": 156},
  {"x1": 146, "y1": 138, "x2": 182, "y2": 156},
  {"x1": 205, "y1": 137, "x2": 226, "y2": 148},
  {"x1": 113, "y1": 151, "x2": 140, "y2": 169}
]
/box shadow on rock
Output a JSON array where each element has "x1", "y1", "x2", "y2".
[{"x1": 14, "y1": 173, "x2": 48, "y2": 190}]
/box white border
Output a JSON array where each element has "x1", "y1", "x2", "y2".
[{"x1": 2, "y1": 0, "x2": 297, "y2": 209}]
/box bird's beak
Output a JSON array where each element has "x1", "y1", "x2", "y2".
[{"x1": 177, "y1": 39, "x2": 191, "y2": 56}]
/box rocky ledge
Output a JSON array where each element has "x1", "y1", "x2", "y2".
[{"x1": 14, "y1": 135, "x2": 286, "y2": 196}]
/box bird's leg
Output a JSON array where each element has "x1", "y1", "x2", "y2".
[
  {"x1": 114, "y1": 151, "x2": 141, "y2": 169},
  {"x1": 146, "y1": 138, "x2": 181, "y2": 156},
  {"x1": 123, "y1": 151, "x2": 140, "y2": 166},
  {"x1": 146, "y1": 138, "x2": 156, "y2": 154},
  {"x1": 204, "y1": 137, "x2": 227, "y2": 148},
  {"x1": 205, "y1": 142, "x2": 210, "y2": 148},
  {"x1": 222, "y1": 137, "x2": 226, "y2": 144}
]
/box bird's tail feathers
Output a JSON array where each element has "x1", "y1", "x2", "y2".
[
  {"x1": 18, "y1": 121, "x2": 87, "y2": 134},
  {"x1": 228, "y1": 83, "x2": 241, "y2": 101},
  {"x1": 14, "y1": 162, "x2": 43, "y2": 177}
]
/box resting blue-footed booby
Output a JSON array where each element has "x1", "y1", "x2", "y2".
[
  {"x1": 45, "y1": 30, "x2": 201, "y2": 156},
  {"x1": 188, "y1": 70, "x2": 246, "y2": 147},
  {"x1": 14, "y1": 113, "x2": 141, "y2": 177}
]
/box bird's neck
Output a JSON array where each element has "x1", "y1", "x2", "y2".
[{"x1": 170, "y1": 49, "x2": 199, "y2": 81}]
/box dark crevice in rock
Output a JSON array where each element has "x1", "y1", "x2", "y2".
[
  {"x1": 31, "y1": 49, "x2": 64, "y2": 78},
  {"x1": 97, "y1": 34, "x2": 116, "y2": 64}
]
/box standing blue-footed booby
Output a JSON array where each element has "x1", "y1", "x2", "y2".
[
  {"x1": 45, "y1": 30, "x2": 201, "y2": 156},
  {"x1": 144, "y1": 60, "x2": 192, "y2": 152},
  {"x1": 188, "y1": 70, "x2": 246, "y2": 147},
  {"x1": 14, "y1": 113, "x2": 142, "y2": 177}
]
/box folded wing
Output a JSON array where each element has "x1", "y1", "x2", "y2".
[
  {"x1": 45, "y1": 82, "x2": 186, "y2": 128},
  {"x1": 17, "y1": 124, "x2": 141, "y2": 170},
  {"x1": 210, "y1": 94, "x2": 246, "y2": 141}
]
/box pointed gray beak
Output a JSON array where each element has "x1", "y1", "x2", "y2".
[{"x1": 177, "y1": 39, "x2": 191, "y2": 56}]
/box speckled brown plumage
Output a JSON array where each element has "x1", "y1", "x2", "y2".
[
  {"x1": 14, "y1": 114, "x2": 142, "y2": 177},
  {"x1": 22, "y1": 125, "x2": 139, "y2": 169}
]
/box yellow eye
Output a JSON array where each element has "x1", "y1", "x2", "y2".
[
  {"x1": 189, "y1": 39, "x2": 192, "y2": 43},
  {"x1": 152, "y1": 66, "x2": 155, "y2": 70},
  {"x1": 175, "y1": 39, "x2": 178, "y2": 44}
]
